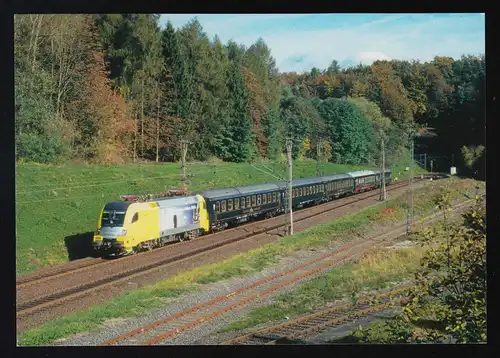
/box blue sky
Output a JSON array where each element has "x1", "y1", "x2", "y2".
[{"x1": 159, "y1": 13, "x2": 485, "y2": 73}]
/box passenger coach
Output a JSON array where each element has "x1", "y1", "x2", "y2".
[{"x1": 200, "y1": 183, "x2": 283, "y2": 231}]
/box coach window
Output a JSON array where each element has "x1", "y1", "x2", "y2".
[
  {"x1": 273, "y1": 192, "x2": 277, "y2": 202},
  {"x1": 262, "y1": 194, "x2": 267, "y2": 204},
  {"x1": 257, "y1": 195, "x2": 262, "y2": 205},
  {"x1": 266, "y1": 193, "x2": 271, "y2": 203},
  {"x1": 221, "y1": 200, "x2": 227, "y2": 212},
  {"x1": 245, "y1": 196, "x2": 250, "y2": 207},
  {"x1": 310, "y1": 186, "x2": 313, "y2": 193},
  {"x1": 240, "y1": 197, "x2": 245, "y2": 208},
  {"x1": 252, "y1": 195, "x2": 256, "y2": 206},
  {"x1": 228, "y1": 199, "x2": 233, "y2": 211},
  {"x1": 215, "y1": 201, "x2": 220, "y2": 213},
  {"x1": 235, "y1": 198, "x2": 240, "y2": 210}
]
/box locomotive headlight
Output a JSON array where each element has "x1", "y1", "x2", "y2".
[{"x1": 120, "y1": 229, "x2": 127, "y2": 236}]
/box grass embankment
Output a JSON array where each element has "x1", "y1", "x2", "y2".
[
  {"x1": 17, "y1": 176, "x2": 482, "y2": 346},
  {"x1": 15, "y1": 159, "x2": 419, "y2": 275}
]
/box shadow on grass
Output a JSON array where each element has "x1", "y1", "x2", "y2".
[{"x1": 64, "y1": 231, "x2": 100, "y2": 261}]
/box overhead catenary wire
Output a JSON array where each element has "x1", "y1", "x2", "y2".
[{"x1": 250, "y1": 163, "x2": 283, "y2": 180}]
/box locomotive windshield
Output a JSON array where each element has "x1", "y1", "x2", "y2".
[{"x1": 101, "y1": 211, "x2": 126, "y2": 227}]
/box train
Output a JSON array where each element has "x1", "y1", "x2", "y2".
[{"x1": 92, "y1": 168, "x2": 391, "y2": 256}]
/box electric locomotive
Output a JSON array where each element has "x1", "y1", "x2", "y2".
[{"x1": 93, "y1": 192, "x2": 209, "y2": 255}]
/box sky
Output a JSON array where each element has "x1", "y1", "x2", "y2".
[{"x1": 159, "y1": 13, "x2": 485, "y2": 73}]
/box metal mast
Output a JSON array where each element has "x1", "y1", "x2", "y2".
[
  {"x1": 285, "y1": 138, "x2": 294, "y2": 236},
  {"x1": 406, "y1": 132, "x2": 414, "y2": 234}
]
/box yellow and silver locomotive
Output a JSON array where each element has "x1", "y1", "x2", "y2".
[{"x1": 93, "y1": 192, "x2": 209, "y2": 256}]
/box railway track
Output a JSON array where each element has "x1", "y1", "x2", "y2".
[
  {"x1": 97, "y1": 195, "x2": 478, "y2": 346},
  {"x1": 99, "y1": 235, "x2": 393, "y2": 345},
  {"x1": 17, "y1": 176, "x2": 444, "y2": 332},
  {"x1": 221, "y1": 285, "x2": 413, "y2": 345},
  {"x1": 16, "y1": 258, "x2": 107, "y2": 289}
]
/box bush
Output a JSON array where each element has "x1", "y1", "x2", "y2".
[{"x1": 16, "y1": 133, "x2": 65, "y2": 164}]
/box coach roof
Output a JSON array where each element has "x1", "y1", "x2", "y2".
[
  {"x1": 321, "y1": 173, "x2": 352, "y2": 182},
  {"x1": 199, "y1": 188, "x2": 240, "y2": 200},
  {"x1": 346, "y1": 170, "x2": 376, "y2": 178},
  {"x1": 235, "y1": 183, "x2": 282, "y2": 195}
]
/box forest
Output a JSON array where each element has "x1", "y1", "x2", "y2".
[{"x1": 14, "y1": 14, "x2": 485, "y2": 178}]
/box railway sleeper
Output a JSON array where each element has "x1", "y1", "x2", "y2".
[{"x1": 251, "y1": 333, "x2": 283, "y2": 341}]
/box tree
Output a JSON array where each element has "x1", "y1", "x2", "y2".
[
  {"x1": 218, "y1": 61, "x2": 254, "y2": 162},
  {"x1": 327, "y1": 60, "x2": 340, "y2": 75},
  {"x1": 404, "y1": 194, "x2": 486, "y2": 343},
  {"x1": 352, "y1": 195, "x2": 486, "y2": 343},
  {"x1": 279, "y1": 96, "x2": 323, "y2": 159},
  {"x1": 315, "y1": 98, "x2": 372, "y2": 164}
]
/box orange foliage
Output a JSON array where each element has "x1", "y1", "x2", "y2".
[
  {"x1": 241, "y1": 67, "x2": 268, "y2": 157},
  {"x1": 86, "y1": 49, "x2": 135, "y2": 163}
]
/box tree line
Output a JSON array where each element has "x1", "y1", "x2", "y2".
[{"x1": 14, "y1": 14, "x2": 485, "y2": 177}]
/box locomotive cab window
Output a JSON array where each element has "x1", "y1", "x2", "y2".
[
  {"x1": 131, "y1": 213, "x2": 139, "y2": 223},
  {"x1": 221, "y1": 200, "x2": 227, "y2": 212},
  {"x1": 228, "y1": 199, "x2": 233, "y2": 211},
  {"x1": 252, "y1": 195, "x2": 256, "y2": 206},
  {"x1": 257, "y1": 195, "x2": 261, "y2": 205},
  {"x1": 215, "y1": 201, "x2": 220, "y2": 213},
  {"x1": 234, "y1": 198, "x2": 240, "y2": 210}
]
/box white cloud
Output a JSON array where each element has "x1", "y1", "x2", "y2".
[{"x1": 358, "y1": 52, "x2": 391, "y2": 64}]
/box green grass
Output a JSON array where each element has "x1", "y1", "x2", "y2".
[
  {"x1": 15, "y1": 158, "x2": 423, "y2": 275},
  {"x1": 16, "y1": 176, "x2": 481, "y2": 346}
]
